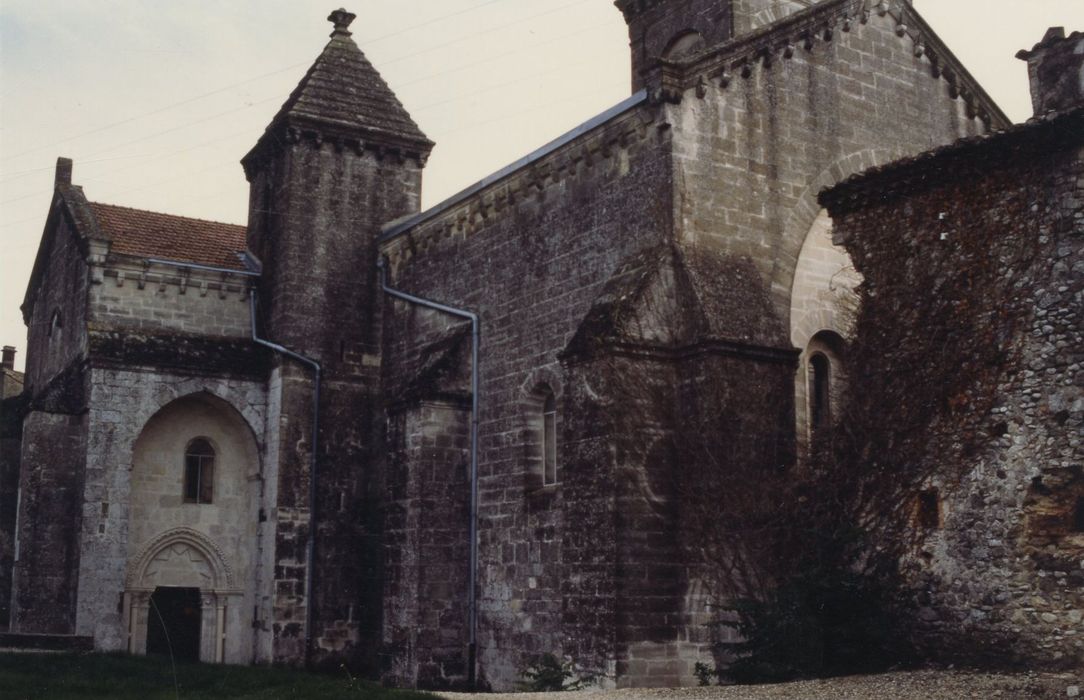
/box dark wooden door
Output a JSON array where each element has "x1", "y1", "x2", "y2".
[{"x1": 147, "y1": 587, "x2": 201, "y2": 662}]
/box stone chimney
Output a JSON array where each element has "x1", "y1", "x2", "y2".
[
  {"x1": 1016, "y1": 27, "x2": 1084, "y2": 116},
  {"x1": 55, "y1": 157, "x2": 73, "y2": 187},
  {"x1": 1, "y1": 346, "x2": 14, "y2": 372}
]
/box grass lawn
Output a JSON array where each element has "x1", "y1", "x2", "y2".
[{"x1": 0, "y1": 652, "x2": 440, "y2": 700}]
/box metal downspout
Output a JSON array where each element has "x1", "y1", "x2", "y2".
[
  {"x1": 248, "y1": 291, "x2": 322, "y2": 666},
  {"x1": 377, "y1": 256, "x2": 480, "y2": 688}
]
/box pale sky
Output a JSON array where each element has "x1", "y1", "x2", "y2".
[{"x1": 1, "y1": 0, "x2": 1082, "y2": 372}]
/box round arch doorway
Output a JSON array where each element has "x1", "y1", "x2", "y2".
[
  {"x1": 125, "y1": 528, "x2": 241, "y2": 664},
  {"x1": 124, "y1": 392, "x2": 259, "y2": 664}
]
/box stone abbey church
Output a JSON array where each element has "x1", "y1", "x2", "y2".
[{"x1": 2, "y1": 0, "x2": 1082, "y2": 689}]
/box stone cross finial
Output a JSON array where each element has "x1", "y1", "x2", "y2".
[{"x1": 328, "y1": 8, "x2": 356, "y2": 37}]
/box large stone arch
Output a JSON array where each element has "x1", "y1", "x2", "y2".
[
  {"x1": 772, "y1": 148, "x2": 909, "y2": 327},
  {"x1": 131, "y1": 382, "x2": 264, "y2": 453},
  {"x1": 123, "y1": 391, "x2": 260, "y2": 664},
  {"x1": 789, "y1": 208, "x2": 861, "y2": 351}
]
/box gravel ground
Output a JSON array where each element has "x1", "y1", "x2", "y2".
[{"x1": 439, "y1": 671, "x2": 1082, "y2": 700}]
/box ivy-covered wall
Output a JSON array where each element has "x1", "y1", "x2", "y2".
[{"x1": 825, "y1": 110, "x2": 1084, "y2": 669}]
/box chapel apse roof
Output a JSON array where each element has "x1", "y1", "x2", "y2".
[
  {"x1": 89, "y1": 202, "x2": 248, "y2": 271},
  {"x1": 247, "y1": 8, "x2": 431, "y2": 159}
]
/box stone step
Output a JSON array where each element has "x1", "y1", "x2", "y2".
[{"x1": 0, "y1": 633, "x2": 94, "y2": 652}]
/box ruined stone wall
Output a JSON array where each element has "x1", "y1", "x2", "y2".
[
  {"x1": 827, "y1": 118, "x2": 1084, "y2": 669},
  {"x1": 669, "y1": 1, "x2": 991, "y2": 325},
  {"x1": 379, "y1": 103, "x2": 674, "y2": 688}
]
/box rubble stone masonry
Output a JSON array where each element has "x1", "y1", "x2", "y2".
[{"x1": 824, "y1": 107, "x2": 1084, "y2": 670}]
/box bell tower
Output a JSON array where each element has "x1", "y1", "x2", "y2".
[
  {"x1": 615, "y1": 0, "x2": 818, "y2": 91},
  {"x1": 242, "y1": 8, "x2": 433, "y2": 359},
  {"x1": 240, "y1": 8, "x2": 433, "y2": 666}
]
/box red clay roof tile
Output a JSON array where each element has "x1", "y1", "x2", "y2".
[{"x1": 89, "y1": 202, "x2": 247, "y2": 270}]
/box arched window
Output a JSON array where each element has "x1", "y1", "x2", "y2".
[
  {"x1": 542, "y1": 392, "x2": 557, "y2": 486},
  {"x1": 663, "y1": 30, "x2": 705, "y2": 60},
  {"x1": 808, "y1": 353, "x2": 831, "y2": 432},
  {"x1": 184, "y1": 438, "x2": 215, "y2": 504}
]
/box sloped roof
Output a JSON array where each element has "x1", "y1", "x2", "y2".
[
  {"x1": 820, "y1": 106, "x2": 1084, "y2": 215},
  {"x1": 564, "y1": 244, "x2": 791, "y2": 358},
  {"x1": 386, "y1": 323, "x2": 472, "y2": 405},
  {"x1": 259, "y1": 10, "x2": 429, "y2": 147},
  {"x1": 89, "y1": 202, "x2": 247, "y2": 270}
]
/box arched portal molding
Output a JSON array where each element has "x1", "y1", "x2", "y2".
[{"x1": 126, "y1": 527, "x2": 238, "y2": 593}]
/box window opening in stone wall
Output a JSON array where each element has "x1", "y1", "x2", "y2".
[
  {"x1": 184, "y1": 438, "x2": 215, "y2": 504},
  {"x1": 809, "y1": 353, "x2": 831, "y2": 432},
  {"x1": 917, "y1": 489, "x2": 941, "y2": 529},
  {"x1": 663, "y1": 30, "x2": 705, "y2": 59},
  {"x1": 543, "y1": 392, "x2": 557, "y2": 486},
  {"x1": 1074, "y1": 496, "x2": 1084, "y2": 533}
]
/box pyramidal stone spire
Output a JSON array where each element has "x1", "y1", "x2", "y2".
[{"x1": 244, "y1": 7, "x2": 432, "y2": 172}]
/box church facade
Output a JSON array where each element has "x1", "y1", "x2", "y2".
[{"x1": 3, "y1": 0, "x2": 1076, "y2": 689}]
